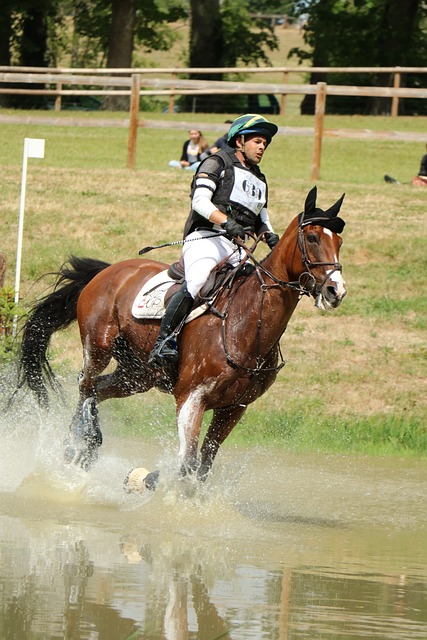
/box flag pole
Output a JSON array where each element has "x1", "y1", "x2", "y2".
[
  {"x1": 14, "y1": 138, "x2": 29, "y2": 308},
  {"x1": 13, "y1": 137, "x2": 45, "y2": 337}
]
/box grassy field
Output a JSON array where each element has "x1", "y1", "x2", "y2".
[
  {"x1": 0, "y1": 113, "x2": 425, "y2": 456},
  {"x1": 0, "y1": 24, "x2": 426, "y2": 455}
]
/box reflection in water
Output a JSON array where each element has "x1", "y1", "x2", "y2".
[
  {"x1": 1, "y1": 515, "x2": 426, "y2": 640},
  {"x1": 0, "y1": 406, "x2": 426, "y2": 639}
]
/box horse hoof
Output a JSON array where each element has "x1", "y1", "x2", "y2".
[
  {"x1": 144, "y1": 470, "x2": 160, "y2": 492},
  {"x1": 124, "y1": 467, "x2": 150, "y2": 494}
]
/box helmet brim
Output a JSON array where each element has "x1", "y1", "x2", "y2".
[{"x1": 228, "y1": 122, "x2": 278, "y2": 146}]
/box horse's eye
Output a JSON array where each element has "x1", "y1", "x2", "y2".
[{"x1": 306, "y1": 233, "x2": 319, "y2": 244}]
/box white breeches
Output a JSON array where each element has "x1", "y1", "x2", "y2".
[{"x1": 182, "y1": 229, "x2": 242, "y2": 298}]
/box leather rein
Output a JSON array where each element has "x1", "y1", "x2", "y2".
[{"x1": 209, "y1": 220, "x2": 343, "y2": 379}]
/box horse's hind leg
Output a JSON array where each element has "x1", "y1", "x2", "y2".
[
  {"x1": 64, "y1": 336, "x2": 114, "y2": 470},
  {"x1": 198, "y1": 404, "x2": 247, "y2": 482}
]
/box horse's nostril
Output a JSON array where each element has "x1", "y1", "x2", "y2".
[{"x1": 326, "y1": 285, "x2": 336, "y2": 298}]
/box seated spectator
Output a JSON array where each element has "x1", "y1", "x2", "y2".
[
  {"x1": 384, "y1": 142, "x2": 427, "y2": 186},
  {"x1": 169, "y1": 129, "x2": 209, "y2": 171},
  {"x1": 411, "y1": 142, "x2": 427, "y2": 186},
  {"x1": 206, "y1": 119, "x2": 233, "y2": 155}
]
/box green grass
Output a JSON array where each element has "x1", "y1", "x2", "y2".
[
  {"x1": 0, "y1": 115, "x2": 425, "y2": 183},
  {"x1": 102, "y1": 394, "x2": 426, "y2": 456},
  {"x1": 0, "y1": 108, "x2": 426, "y2": 457}
]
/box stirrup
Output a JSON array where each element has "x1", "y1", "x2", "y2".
[{"x1": 148, "y1": 335, "x2": 179, "y2": 366}]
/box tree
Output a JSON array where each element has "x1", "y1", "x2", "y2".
[
  {"x1": 70, "y1": 0, "x2": 187, "y2": 68},
  {"x1": 184, "y1": 0, "x2": 281, "y2": 112},
  {"x1": 290, "y1": 0, "x2": 427, "y2": 115},
  {"x1": 107, "y1": 0, "x2": 135, "y2": 69},
  {"x1": 0, "y1": 1, "x2": 14, "y2": 66},
  {"x1": 0, "y1": 0, "x2": 61, "y2": 107}
]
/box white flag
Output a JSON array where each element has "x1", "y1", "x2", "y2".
[{"x1": 26, "y1": 137, "x2": 45, "y2": 158}]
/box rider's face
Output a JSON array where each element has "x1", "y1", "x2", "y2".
[{"x1": 237, "y1": 134, "x2": 268, "y2": 165}]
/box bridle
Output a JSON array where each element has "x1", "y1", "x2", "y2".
[
  {"x1": 294, "y1": 220, "x2": 343, "y2": 298},
  {"x1": 208, "y1": 220, "x2": 343, "y2": 383},
  {"x1": 238, "y1": 219, "x2": 343, "y2": 300}
]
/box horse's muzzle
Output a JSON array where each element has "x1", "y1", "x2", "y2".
[{"x1": 315, "y1": 278, "x2": 347, "y2": 311}]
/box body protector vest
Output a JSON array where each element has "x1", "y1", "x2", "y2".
[{"x1": 183, "y1": 149, "x2": 269, "y2": 238}]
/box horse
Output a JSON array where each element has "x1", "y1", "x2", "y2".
[{"x1": 15, "y1": 186, "x2": 346, "y2": 490}]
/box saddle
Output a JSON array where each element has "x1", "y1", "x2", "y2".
[
  {"x1": 164, "y1": 255, "x2": 235, "y2": 305},
  {"x1": 132, "y1": 256, "x2": 249, "y2": 321}
]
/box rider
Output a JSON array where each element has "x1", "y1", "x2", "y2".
[{"x1": 148, "y1": 113, "x2": 280, "y2": 367}]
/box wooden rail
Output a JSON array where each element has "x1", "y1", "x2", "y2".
[
  {"x1": 1, "y1": 66, "x2": 426, "y2": 176},
  {"x1": 1, "y1": 65, "x2": 426, "y2": 116}
]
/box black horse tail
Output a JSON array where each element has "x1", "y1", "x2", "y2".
[{"x1": 16, "y1": 256, "x2": 110, "y2": 408}]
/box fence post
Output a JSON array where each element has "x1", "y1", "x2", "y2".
[
  {"x1": 310, "y1": 82, "x2": 327, "y2": 181},
  {"x1": 127, "y1": 73, "x2": 141, "y2": 169},
  {"x1": 55, "y1": 82, "x2": 62, "y2": 111},
  {"x1": 279, "y1": 71, "x2": 288, "y2": 116},
  {"x1": 169, "y1": 72, "x2": 177, "y2": 114},
  {"x1": 391, "y1": 67, "x2": 401, "y2": 117}
]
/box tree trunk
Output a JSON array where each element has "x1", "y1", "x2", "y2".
[
  {"x1": 15, "y1": 6, "x2": 48, "y2": 108},
  {"x1": 0, "y1": 3, "x2": 13, "y2": 107},
  {"x1": 105, "y1": 0, "x2": 136, "y2": 111},
  {"x1": 300, "y1": 50, "x2": 327, "y2": 116},
  {"x1": 186, "y1": 0, "x2": 223, "y2": 112},
  {"x1": 372, "y1": 0, "x2": 420, "y2": 114},
  {"x1": 20, "y1": 6, "x2": 48, "y2": 67}
]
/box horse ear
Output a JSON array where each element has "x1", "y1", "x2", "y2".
[
  {"x1": 304, "y1": 186, "x2": 317, "y2": 216},
  {"x1": 326, "y1": 193, "x2": 345, "y2": 218}
]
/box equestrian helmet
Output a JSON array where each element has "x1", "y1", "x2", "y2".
[{"x1": 227, "y1": 114, "x2": 278, "y2": 147}]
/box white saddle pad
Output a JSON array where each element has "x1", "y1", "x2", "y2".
[
  {"x1": 132, "y1": 270, "x2": 174, "y2": 319},
  {"x1": 131, "y1": 269, "x2": 208, "y2": 322}
]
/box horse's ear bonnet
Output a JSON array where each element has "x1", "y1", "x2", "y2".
[{"x1": 299, "y1": 186, "x2": 346, "y2": 233}]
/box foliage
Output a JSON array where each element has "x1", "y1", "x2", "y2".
[
  {"x1": 69, "y1": 0, "x2": 188, "y2": 67},
  {"x1": 220, "y1": 0, "x2": 279, "y2": 68},
  {"x1": 1, "y1": 0, "x2": 188, "y2": 69},
  {"x1": 181, "y1": 0, "x2": 281, "y2": 112},
  {"x1": 290, "y1": 0, "x2": 427, "y2": 115},
  {"x1": 0, "y1": 287, "x2": 23, "y2": 364}
]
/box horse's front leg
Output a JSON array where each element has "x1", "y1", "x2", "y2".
[
  {"x1": 142, "y1": 390, "x2": 206, "y2": 491},
  {"x1": 176, "y1": 390, "x2": 207, "y2": 477},
  {"x1": 198, "y1": 404, "x2": 248, "y2": 481}
]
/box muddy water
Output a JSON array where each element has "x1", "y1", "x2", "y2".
[{"x1": 0, "y1": 409, "x2": 426, "y2": 640}]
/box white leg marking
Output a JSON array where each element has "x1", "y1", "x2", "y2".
[{"x1": 177, "y1": 387, "x2": 206, "y2": 459}]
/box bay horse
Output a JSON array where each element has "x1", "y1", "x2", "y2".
[{"x1": 15, "y1": 187, "x2": 346, "y2": 489}]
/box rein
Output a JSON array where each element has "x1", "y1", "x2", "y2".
[
  {"x1": 209, "y1": 221, "x2": 342, "y2": 380},
  {"x1": 209, "y1": 274, "x2": 286, "y2": 377}
]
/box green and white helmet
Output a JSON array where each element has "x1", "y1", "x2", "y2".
[{"x1": 227, "y1": 113, "x2": 278, "y2": 147}]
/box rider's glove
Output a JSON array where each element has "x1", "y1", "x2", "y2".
[
  {"x1": 221, "y1": 218, "x2": 246, "y2": 241},
  {"x1": 265, "y1": 232, "x2": 279, "y2": 249}
]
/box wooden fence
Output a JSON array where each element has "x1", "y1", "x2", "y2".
[
  {"x1": 1, "y1": 66, "x2": 426, "y2": 177},
  {"x1": 1, "y1": 65, "x2": 426, "y2": 116}
]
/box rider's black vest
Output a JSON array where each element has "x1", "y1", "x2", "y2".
[{"x1": 183, "y1": 149, "x2": 268, "y2": 238}]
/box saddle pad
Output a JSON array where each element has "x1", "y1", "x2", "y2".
[
  {"x1": 132, "y1": 270, "x2": 174, "y2": 319},
  {"x1": 131, "y1": 269, "x2": 208, "y2": 322}
]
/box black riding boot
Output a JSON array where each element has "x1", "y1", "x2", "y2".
[{"x1": 148, "y1": 285, "x2": 194, "y2": 367}]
